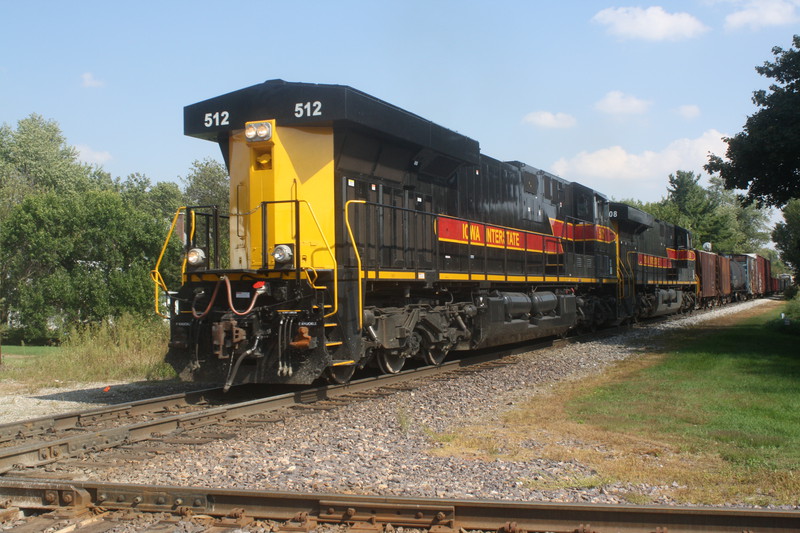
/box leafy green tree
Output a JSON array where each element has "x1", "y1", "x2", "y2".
[
  {"x1": 773, "y1": 199, "x2": 800, "y2": 279},
  {"x1": 119, "y1": 172, "x2": 183, "y2": 220},
  {"x1": 619, "y1": 171, "x2": 769, "y2": 253},
  {"x1": 0, "y1": 114, "x2": 94, "y2": 194},
  {"x1": 182, "y1": 158, "x2": 229, "y2": 212},
  {"x1": 0, "y1": 115, "x2": 185, "y2": 341},
  {"x1": 0, "y1": 189, "x2": 181, "y2": 342},
  {"x1": 706, "y1": 177, "x2": 770, "y2": 252},
  {"x1": 705, "y1": 35, "x2": 800, "y2": 208},
  {"x1": 181, "y1": 158, "x2": 230, "y2": 268},
  {"x1": 661, "y1": 171, "x2": 733, "y2": 249}
]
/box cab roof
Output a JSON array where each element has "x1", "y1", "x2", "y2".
[{"x1": 184, "y1": 79, "x2": 480, "y2": 166}]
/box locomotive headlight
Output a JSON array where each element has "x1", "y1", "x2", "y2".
[
  {"x1": 256, "y1": 122, "x2": 271, "y2": 139},
  {"x1": 245, "y1": 121, "x2": 272, "y2": 142},
  {"x1": 272, "y1": 244, "x2": 293, "y2": 264},
  {"x1": 186, "y1": 247, "x2": 206, "y2": 266}
]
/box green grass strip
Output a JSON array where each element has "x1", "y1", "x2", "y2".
[{"x1": 570, "y1": 303, "x2": 800, "y2": 471}]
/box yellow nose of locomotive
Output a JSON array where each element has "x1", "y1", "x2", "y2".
[{"x1": 228, "y1": 119, "x2": 336, "y2": 272}]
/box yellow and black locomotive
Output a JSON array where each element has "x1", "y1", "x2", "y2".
[{"x1": 154, "y1": 80, "x2": 697, "y2": 389}]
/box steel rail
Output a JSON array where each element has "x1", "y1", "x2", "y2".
[
  {"x1": 1, "y1": 300, "x2": 690, "y2": 453},
  {"x1": 0, "y1": 348, "x2": 530, "y2": 475},
  {"x1": 0, "y1": 478, "x2": 797, "y2": 533},
  {"x1": 1, "y1": 315, "x2": 688, "y2": 477},
  {"x1": 0, "y1": 387, "x2": 224, "y2": 446}
]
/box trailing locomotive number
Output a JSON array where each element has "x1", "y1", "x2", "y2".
[
  {"x1": 294, "y1": 101, "x2": 322, "y2": 117},
  {"x1": 203, "y1": 111, "x2": 230, "y2": 127}
]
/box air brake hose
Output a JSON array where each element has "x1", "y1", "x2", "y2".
[
  {"x1": 191, "y1": 279, "x2": 223, "y2": 319},
  {"x1": 191, "y1": 276, "x2": 264, "y2": 319},
  {"x1": 223, "y1": 276, "x2": 263, "y2": 316}
]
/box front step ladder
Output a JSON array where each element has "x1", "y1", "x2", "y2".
[{"x1": 311, "y1": 287, "x2": 349, "y2": 362}]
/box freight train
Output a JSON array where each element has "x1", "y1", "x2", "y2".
[
  {"x1": 695, "y1": 250, "x2": 788, "y2": 307},
  {"x1": 151, "y1": 80, "x2": 783, "y2": 390}
]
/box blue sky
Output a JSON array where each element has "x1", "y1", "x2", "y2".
[{"x1": 1, "y1": 1, "x2": 797, "y2": 219}]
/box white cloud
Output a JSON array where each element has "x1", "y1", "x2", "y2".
[
  {"x1": 76, "y1": 144, "x2": 112, "y2": 166},
  {"x1": 550, "y1": 129, "x2": 728, "y2": 202},
  {"x1": 81, "y1": 72, "x2": 105, "y2": 88},
  {"x1": 677, "y1": 104, "x2": 701, "y2": 119},
  {"x1": 592, "y1": 6, "x2": 710, "y2": 41},
  {"x1": 724, "y1": 0, "x2": 800, "y2": 30},
  {"x1": 522, "y1": 111, "x2": 577, "y2": 129},
  {"x1": 595, "y1": 91, "x2": 651, "y2": 115}
]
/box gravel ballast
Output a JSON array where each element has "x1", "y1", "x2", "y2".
[{"x1": 1, "y1": 299, "x2": 790, "y2": 508}]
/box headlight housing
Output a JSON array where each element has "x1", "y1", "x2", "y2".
[
  {"x1": 245, "y1": 121, "x2": 272, "y2": 142},
  {"x1": 272, "y1": 244, "x2": 293, "y2": 264},
  {"x1": 186, "y1": 247, "x2": 206, "y2": 266}
]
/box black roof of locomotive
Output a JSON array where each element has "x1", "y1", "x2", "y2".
[
  {"x1": 609, "y1": 201, "x2": 655, "y2": 229},
  {"x1": 184, "y1": 79, "x2": 480, "y2": 165}
]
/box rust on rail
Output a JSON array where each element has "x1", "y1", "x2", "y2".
[{"x1": 0, "y1": 478, "x2": 798, "y2": 533}]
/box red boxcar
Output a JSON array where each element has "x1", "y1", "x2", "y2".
[
  {"x1": 760, "y1": 255, "x2": 772, "y2": 295},
  {"x1": 696, "y1": 250, "x2": 718, "y2": 303},
  {"x1": 718, "y1": 255, "x2": 732, "y2": 301},
  {"x1": 755, "y1": 254, "x2": 769, "y2": 296}
]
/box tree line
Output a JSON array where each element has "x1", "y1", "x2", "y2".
[{"x1": 0, "y1": 114, "x2": 228, "y2": 343}]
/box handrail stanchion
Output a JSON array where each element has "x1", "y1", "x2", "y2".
[
  {"x1": 345, "y1": 200, "x2": 366, "y2": 330},
  {"x1": 150, "y1": 206, "x2": 187, "y2": 318}
]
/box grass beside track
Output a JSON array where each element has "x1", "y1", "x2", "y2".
[
  {"x1": 429, "y1": 299, "x2": 800, "y2": 506},
  {"x1": 0, "y1": 314, "x2": 175, "y2": 389}
]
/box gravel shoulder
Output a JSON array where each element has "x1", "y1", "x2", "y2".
[
  {"x1": 1, "y1": 299, "x2": 791, "y2": 508},
  {"x1": 0, "y1": 380, "x2": 210, "y2": 426}
]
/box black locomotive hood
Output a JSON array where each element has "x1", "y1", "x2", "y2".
[{"x1": 184, "y1": 79, "x2": 480, "y2": 166}]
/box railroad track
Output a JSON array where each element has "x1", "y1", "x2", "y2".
[
  {"x1": 0, "y1": 347, "x2": 534, "y2": 476},
  {"x1": 0, "y1": 309, "x2": 722, "y2": 477},
  {"x1": 0, "y1": 386, "x2": 226, "y2": 448},
  {"x1": 0, "y1": 478, "x2": 797, "y2": 533},
  {"x1": 1, "y1": 305, "x2": 796, "y2": 531}
]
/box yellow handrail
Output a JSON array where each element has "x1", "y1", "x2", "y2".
[
  {"x1": 344, "y1": 200, "x2": 366, "y2": 330},
  {"x1": 296, "y1": 200, "x2": 338, "y2": 318},
  {"x1": 151, "y1": 201, "x2": 338, "y2": 320},
  {"x1": 150, "y1": 206, "x2": 187, "y2": 318}
]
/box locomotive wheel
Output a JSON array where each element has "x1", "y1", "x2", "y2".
[
  {"x1": 415, "y1": 329, "x2": 447, "y2": 366},
  {"x1": 325, "y1": 363, "x2": 356, "y2": 384},
  {"x1": 420, "y1": 342, "x2": 448, "y2": 366},
  {"x1": 377, "y1": 350, "x2": 405, "y2": 374}
]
